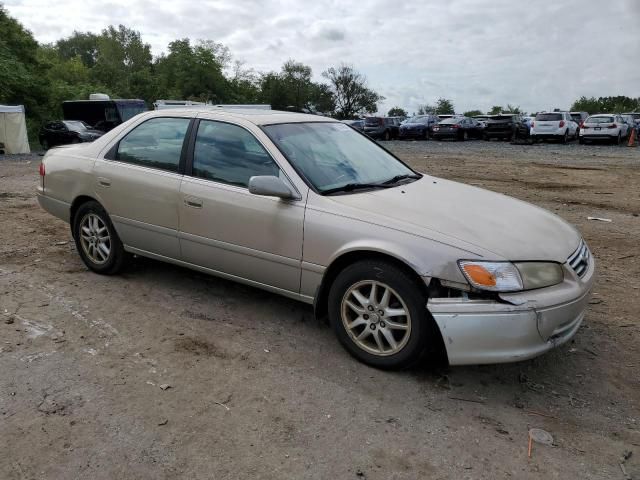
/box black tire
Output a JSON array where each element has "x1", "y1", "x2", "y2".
[
  {"x1": 578, "y1": 137, "x2": 584, "y2": 144},
  {"x1": 422, "y1": 129, "x2": 429, "y2": 141},
  {"x1": 383, "y1": 130, "x2": 391, "y2": 141},
  {"x1": 561, "y1": 130, "x2": 568, "y2": 144},
  {"x1": 72, "y1": 201, "x2": 126, "y2": 275},
  {"x1": 615, "y1": 133, "x2": 621, "y2": 145},
  {"x1": 328, "y1": 260, "x2": 433, "y2": 369},
  {"x1": 483, "y1": 134, "x2": 490, "y2": 141},
  {"x1": 462, "y1": 131, "x2": 468, "y2": 141}
]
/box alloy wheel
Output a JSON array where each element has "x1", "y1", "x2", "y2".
[
  {"x1": 340, "y1": 280, "x2": 411, "y2": 356},
  {"x1": 79, "y1": 213, "x2": 111, "y2": 265}
]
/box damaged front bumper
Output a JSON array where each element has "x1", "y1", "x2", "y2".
[{"x1": 427, "y1": 257, "x2": 595, "y2": 365}]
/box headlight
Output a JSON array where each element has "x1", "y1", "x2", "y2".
[
  {"x1": 458, "y1": 261, "x2": 563, "y2": 292},
  {"x1": 515, "y1": 262, "x2": 563, "y2": 290}
]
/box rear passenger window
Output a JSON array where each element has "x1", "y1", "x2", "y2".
[
  {"x1": 116, "y1": 117, "x2": 190, "y2": 172},
  {"x1": 192, "y1": 120, "x2": 279, "y2": 188}
]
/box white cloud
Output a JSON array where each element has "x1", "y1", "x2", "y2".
[{"x1": 6, "y1": 0, "x2": 640, "y2": 114}]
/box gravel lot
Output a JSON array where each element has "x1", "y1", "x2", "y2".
[{"x1": 1, "y1": 140, "x2": 639, "y2": 479}]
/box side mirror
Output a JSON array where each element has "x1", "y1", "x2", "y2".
[{"x1": 248, "y1": 175, "x2": 297, "y2": 199}]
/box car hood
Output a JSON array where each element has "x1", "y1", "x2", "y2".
[{"x1": 327, "y1": 176, "x2": 580, "y2": 262}]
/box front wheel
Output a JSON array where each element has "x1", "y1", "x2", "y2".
[
  {"x1": 328, "y1": 260, "x2": 433, "y2": 369},
  {"x1": 73, "y1": 201, "x2": 126, "y2": 275}
]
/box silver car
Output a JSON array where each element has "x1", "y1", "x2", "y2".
[{"x1": 37, "y1": 109, "x2": 595, "y2": 369}]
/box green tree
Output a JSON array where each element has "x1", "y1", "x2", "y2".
[
  {"x1": 570, "y1": 95, "x2": 640, "y2": 114},
  {"x1": 435, "y1": 98, "x2": 454, "y2": 115},
  {"x1": 322, "y1": 64, "x2": 383, "y2": 119},
  {"x1": 91, "y1": 25, "x2": 154, "y2": 99},
  {"x1": 0, "y1": 4, "x2": 49, "y2": 142},
  {"x1": 463, "y1": 109, "x2": 483, "y2": 117},
  {"x1": 488, "y1": 105, "x2": 503, "y2": 115},
  {"x1": 388, "y1": 107, "x2": 407, "y2": 117},
  {"x1": 155, "y1": 38, "x2": 230, "y2": 103},
  {"x1": 56, "y1": 32, "x2": 99, "y2": 67},
  {"x1": 417, "y1": 104, "x2": 435, "y2": 115},
  {"x1": 505, "y1": 104, "x2": 522, "y2": 114}
]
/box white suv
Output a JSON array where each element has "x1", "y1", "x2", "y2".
[
  {"x1": 579, "y1": 114, "x2": 630, "y2": 144},
  {"x1": 531, "y1": 112, "x2": 578, "y2": 143}
]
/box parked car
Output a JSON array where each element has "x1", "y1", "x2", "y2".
[
  {"x1": 39, "y1": 120, "x2": 104, "y2": 150},
  {"x1": 363, "y1": 116, "x2": 400, "y2": 140},
  {"x1": 398, "y1": 115, "x2": 438, "y2": 140},
  {"x1": 621, "y1": 115, "x2": 637, "y2": 135},
  {"x1": 570, "y1": 111, "x2": 589, "y2": 135},
  {"x1": 342, "y1": 119, "x2": 364, "y2": 132},
  {"x1": 530, "y1": 112, "x2": 578, "y2": 143},
  {"x1": 472, "y1": 115, "x2": 490, "y2": 129},
  {"x1": 483, "y1": 114, "x2": 527, "y2": 141},
  {"x1": 521, "y1": 116, "x2": 535, "y2": 137},
  {"x1": 621, "y1": 112, "x2": 640, "y2": 126},
  {"x1": 431, "y1": 117, "x2": 482, "y2": 141},
  {"x1": 37, "y1": 109, "x2": 594, "y2": 369},
  {"x1": 579, "y1": 114, "x2": 630, "y2": 144}
]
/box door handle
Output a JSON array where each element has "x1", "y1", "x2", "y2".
[
  {"x1": 97, "y1": 177, "x2": 111, "y2": 187},
  {"x1": 184, "y1": 197, "x2": 203, "y2": 208}
]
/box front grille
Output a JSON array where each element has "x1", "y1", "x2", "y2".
[{"x1": 567, "y1": 240, "x2": 590, "y2": 278}]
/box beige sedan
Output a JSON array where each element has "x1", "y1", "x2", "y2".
[{"x1": 37, "y1": 109, "x2": 595, "y2": 369}]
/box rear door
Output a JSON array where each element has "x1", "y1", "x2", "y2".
[
  {"x1": 178, "y1": 118, "x2": 306, "y2": 294},
  {"x1": 93, "y1": 116, "x2": 192, "y2": 259}
]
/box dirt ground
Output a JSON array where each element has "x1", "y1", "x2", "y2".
[{"x1": 1, "y1": 140, "x2": 639, "y2": 479}]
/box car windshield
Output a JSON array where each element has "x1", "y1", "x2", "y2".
[
  {"x1": 489, "y1": 115, "x2": 514, "y2": 121},
  {"x1": 407, "y1": 116, "x2": 428, "y2": 124},
  {"x1": 586, "y1": 116, "x2": 614, "y2": 123},
  {"x1": 263, "y1": 122, "x2": 418, "y2": 193},
  {"x1": 439, "y1": 118, "x2": 460, "y2": 125},
  {"x1": 364, "y1": 117, "x2": 381, "y2": 126},
  {"x1": 63, "y1": 120, "x2": 91, "y2": 131}
]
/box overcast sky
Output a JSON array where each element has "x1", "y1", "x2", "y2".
[{"x1": 5, "y1": 0, "x2": 640, "y2": 114}]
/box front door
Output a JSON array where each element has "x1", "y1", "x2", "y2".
[
  {"x1": 179, "y1": 119, "x2": 305, "y2": 294},
  {"x1": 93, "y1": 116, "x2": 191, "y2": 259}
]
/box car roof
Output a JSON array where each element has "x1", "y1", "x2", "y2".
[{"x1": 143, "y1": 107, "x2": 338, "y2": 126}]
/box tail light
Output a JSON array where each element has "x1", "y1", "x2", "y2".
[
  {"x1": 39, "y1": 163, "x2": 45, "y2": 177},
  {"x1": 579, "y1": 121, "x2": 584, "y2": 128},
  {"x1": 531, "y1": 121, "x2": 534, "y2": 128},
  {"x1": 559, "y1": 120, "x2": 565, "y2": 128},
  {"x1": 452, "y1": 124, "x2": 459, "y2": 128},
  {"x1": 608, "y1": 124, "x2": 617, "y2": 129},
  {"x1": 582, "y1": 125, "x2": 589, "y2": 130}
]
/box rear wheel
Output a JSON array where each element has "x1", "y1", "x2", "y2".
[
  {"x1": 328, "y1": 260, "x2": 432, "y2": 369},
  {"x1": 615, "y1": 133, "x2": 621, "y2": 145},
  {"x1": 462, "y1": 131, "x2": 468, "y2": 141},
  {"x1": 73, "y1": 201, "x2": 126, "y2": 275},
  {"x1": 383, "y1": 130, "x2": 391, "y2": 141},
  {"x1": 562, "y1": 130, "x2": 568, "y2": 144}
]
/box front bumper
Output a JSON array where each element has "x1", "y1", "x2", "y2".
[
  {"x1": 428, "y1": 255, "x2": 595, "y2": 365},
  {"x1": 399, "y1": 129, "x2": 425, "y2": 138}
]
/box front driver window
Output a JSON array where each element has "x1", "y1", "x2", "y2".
[
  {"x1": 117, "y1": 117, "x2": 190, "y2": 172},
  {"x1": 192, "y1": 120, "x2": 279, "y2": 188}
]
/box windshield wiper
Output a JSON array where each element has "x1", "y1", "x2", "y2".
[
  {"x1": 320, "y1": 182, "x2": 394, "y2": 195},
  {"x1": 381, "y1": 173, "x2": 422, "y2": 185}
]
